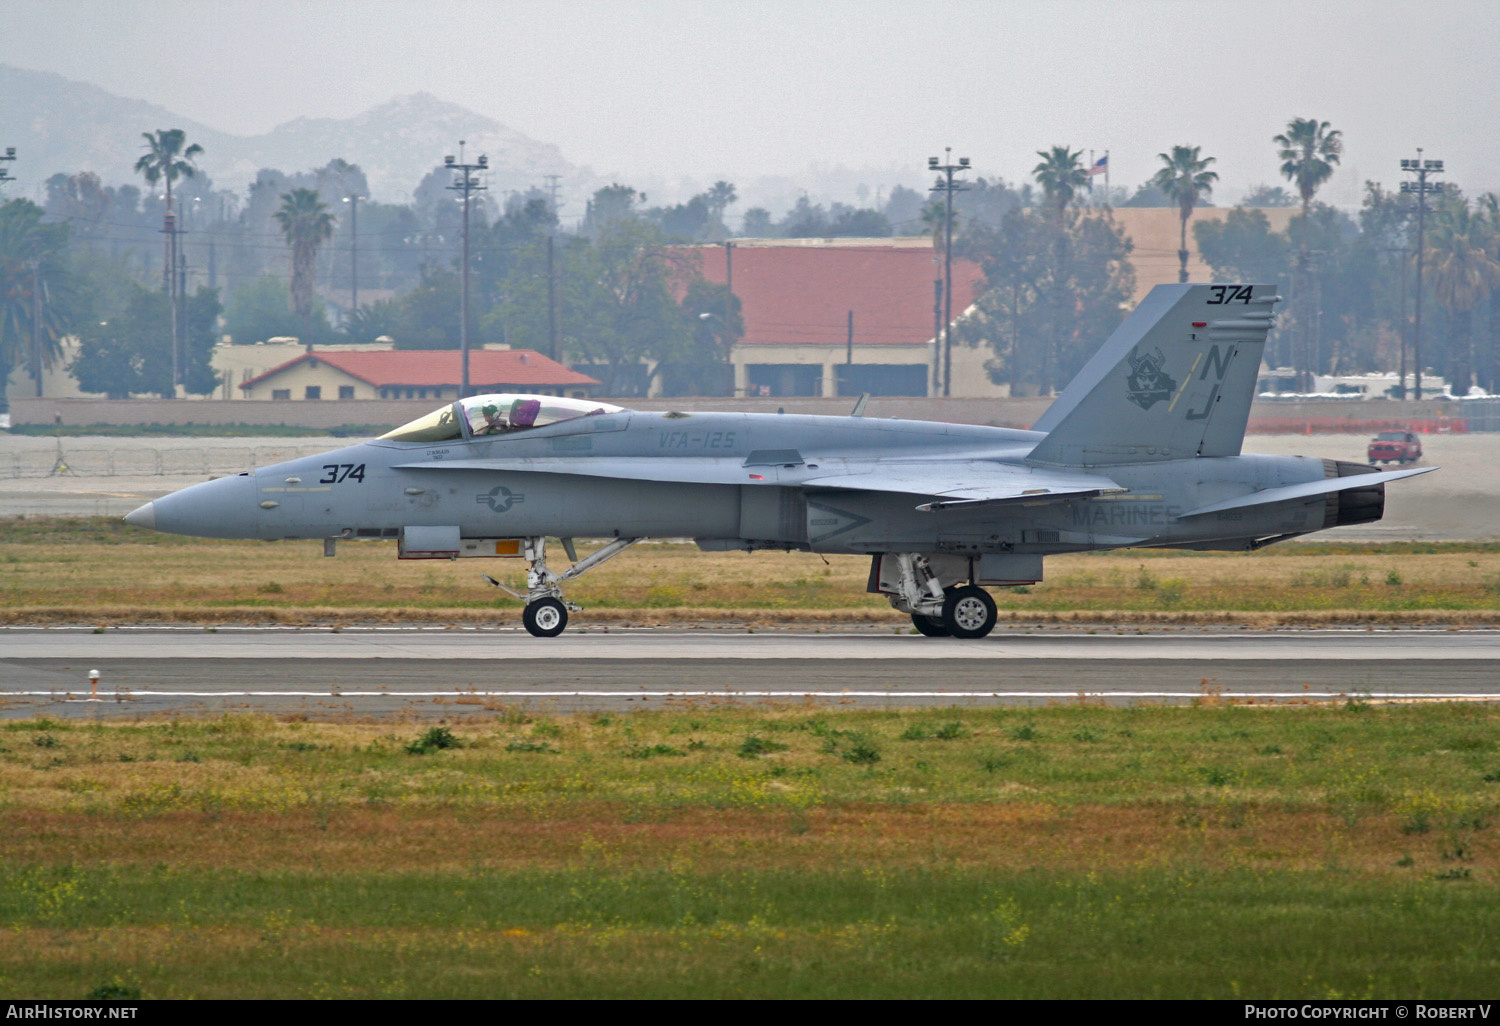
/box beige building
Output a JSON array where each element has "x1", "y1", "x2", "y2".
[
  {"x1": 237, "y1": 348, "x2": 599, "y2": 401},
  {"x1": 1104, "y1": 206, "x2": 1297, "y2": 301}
]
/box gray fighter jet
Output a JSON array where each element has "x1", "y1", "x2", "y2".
[{"x1": 125, "y1": 283, "x2": 1432, "y2": 638}]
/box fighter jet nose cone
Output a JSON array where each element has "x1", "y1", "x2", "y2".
[{"x1": 124, "y1": 502, "x2": 156, "y2": 531}]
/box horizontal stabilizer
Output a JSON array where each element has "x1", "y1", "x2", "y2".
[{"x1": 1179, "y1": 465, "x2": 1435, "y2": 517}]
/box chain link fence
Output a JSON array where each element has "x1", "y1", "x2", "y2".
[
  {"x1": 1458, "y1": 398, "x2": 1500, "y2": 433},
  {"x1": 2, "y1": 445, "x2": 335, "y2": 479}
]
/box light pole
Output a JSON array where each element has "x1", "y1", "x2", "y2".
[
  {"x1": 1401, "y1": 152, "x2": 1443, "y2": 402},
  {"x1": 444, "y1": 143, "x2": 487, "y2": 398},
  {"x1": 928, "y1": 149, "x2": 971, "y2": 397},
  {"x1": 342, "y1": 193, "x2": 364, "y2": 314}
]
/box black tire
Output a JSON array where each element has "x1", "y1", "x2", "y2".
[
  {"x1": 911, "y1": 612, "x2": 950, "y2": 637},
  {"x1": 941, "y1": 585, "x2": 997, "y2": 639},
  {"x1": 522, "y1": 597, "x2": 568, "y2": 638}
]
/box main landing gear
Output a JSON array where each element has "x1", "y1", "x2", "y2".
[
  {"x1": 485, "y1": 536, "x2": 640, "y2": 638},
  {"x1": 884, "y1": 553, "x2": 999, "y2": 639}
]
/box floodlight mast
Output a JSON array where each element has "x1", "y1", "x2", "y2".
[
  {"x1": 928, "y1": 149, "x2": 971, "y2": 397},
  {"x1": 444, "y1": 143, "x2": 488, "y2": 398},
  {"x1": 1400, "y1": 151, "x2": 1443, "y2": 401}
]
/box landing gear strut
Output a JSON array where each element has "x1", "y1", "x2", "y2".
[
  {"x1": 485, "y1": 536, "x2": 640, "y2": 638},
  {"x1": 882, "y1": 553, "x2": 999, "y2": 639}
]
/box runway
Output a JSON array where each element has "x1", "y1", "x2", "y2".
[{"x1": 2, "y1": 625, "x2": 1497, "y2": 718}]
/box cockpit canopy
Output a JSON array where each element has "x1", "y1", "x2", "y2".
[{"x1": 380, "y1": 394, "x2": 624, "y2": 443}]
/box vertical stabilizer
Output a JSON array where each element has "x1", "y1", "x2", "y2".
[{"x1": 1026, "y1": 283, "x2": 1279, "y2": 467}]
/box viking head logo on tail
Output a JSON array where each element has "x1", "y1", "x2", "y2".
[{"x1": 1125, "y1": 347, "x2": 1175, "y2": 410}]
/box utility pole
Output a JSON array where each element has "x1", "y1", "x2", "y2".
[
  {"x1": 178, "y1": 248, "x2": 188, "y2": 390},
  {"x1": 342, "y1": 193, "x2": 363, "y2": 313},
  {"x1": 444, "y1": 142, "x2": 487, "y2": 398},
  {"x1": 546, "y1": 234, "x2": 558, "y2": 362},
  {"x1": 161, "y1": 210, "x2": 180, "y2": 393},
  {"x1": 1401, "y1": 151, "x2": 1444, "y2": 402},
  {"x1": 928, "y1": 149, "x2": 971, "y2": 397},
  {"x1": 843, "y1": 309, "x2": 854, "y2": 397},
  {"x1": 31, "y1": 260, "x2": 42, "y2": 397},
  {"x1": 723, "y1": 241, "x2": 734, "y2": 395},
  {"x1": 0, "y1": 146, "x2": 16, "y2": 191},
  {"x1": 932, "y1": 278, "x2": 943, "y2": 395},
  {"x1": 1383, "y1": 247, "x2": 1411, "y2": 398}
]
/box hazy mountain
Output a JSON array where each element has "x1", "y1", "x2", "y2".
[{"x1": 0, "y1": 63, "x2": 579, "y2": 204}]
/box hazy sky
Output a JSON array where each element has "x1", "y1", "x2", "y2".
[{"x1": 4, "y1": 0, "x2": 1497, "y2": 208}]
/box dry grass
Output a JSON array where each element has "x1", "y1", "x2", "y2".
[{"x1": 2, "y1": 518, "x2": 1499, "y2": 625}]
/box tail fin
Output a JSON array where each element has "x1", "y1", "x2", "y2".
[{"x1": 1026, "y1": 283, "x2": 1279, "y2": 467}]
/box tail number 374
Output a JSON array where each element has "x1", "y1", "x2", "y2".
[
  {"x1": 1207, "y1": 285, "x2": 1254, "y2": 305},
  {"x1": 319, "y1": 463, "x2": 366, "y2": 483}
]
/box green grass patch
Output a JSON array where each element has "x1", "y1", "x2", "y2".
[
  {"x1": 0, "y1": 864, "x2": 1496, "y2": 998},
  {"x1": 3, "y1": 705, "x2": 1500, "y2": 997}
]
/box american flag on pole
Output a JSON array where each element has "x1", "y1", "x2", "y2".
[{"x1": 1087, "y1": 154, "x2": 1108, "y2": 176}]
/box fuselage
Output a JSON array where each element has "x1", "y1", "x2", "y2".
[{"x1": 133, "y1": 408, "x2": 1350, "y2": 556}]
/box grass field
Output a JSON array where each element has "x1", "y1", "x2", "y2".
[
  {"x1": 5, "y1": 517, "x2": 1498, "y2": 997},
  {"x1": 3, "y1": 517, "x2": 1500, "y2": 626},
  {"x1": 2, "y1": 704, "x2": 1498, "y2": 998}
]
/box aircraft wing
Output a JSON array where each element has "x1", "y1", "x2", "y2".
[
  {"x1": 799, "y1": 461, "x2": 1126, "y2": 511},
  {"x1": 394, "y1": 457, "x2": 1125, "y2": 511}
]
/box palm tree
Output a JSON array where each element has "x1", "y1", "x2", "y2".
[
  {"x1": 1151, "y1": 145, "x2": 1218, "y2": 283},
  {"x1": 134, "y1": 129, "x2": 203, "y2": 290},
  {"x1": 273, "y1": 188, "x2": 336, "y2": 321},
  {"x1": 0, "y1": 200, "x2": 75, "y2": 410},
  {"x1": 1030, "y1": 147, "x2": 1089, "y2": 395},
  {"x1": 1425, "y1": 198, "x2": 1500, "y2": 396},
  {"x1": 1274, "y1": 118, "x2": 1342, "y2": 387},
  {"x1": 1274, "y1": 118, "x2": 1343, "y2": 222},
  {"x1": 1031, "y1": 146, "x2": 1088, "y2": 219},
  {"x1": 704, "y1": 180, "x2": 737, "y2": 228},
  {"x1": 919, "y1": 197, "x2": 956, "y2": 256},
  {"x1": 1476, "y1": 193, "x2": 1500, "y2": 392}
]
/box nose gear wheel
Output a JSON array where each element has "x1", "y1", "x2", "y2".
[{"x1": 522, "y1": 597, "x2": 568, "y2": 638}]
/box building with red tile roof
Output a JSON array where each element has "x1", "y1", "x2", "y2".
[
  {"x1": 238, "y1": 348, "x2": 599, "y2": 401},
  {"x1": 691, "y1": 238, "x2": 985, "y2": 398}
]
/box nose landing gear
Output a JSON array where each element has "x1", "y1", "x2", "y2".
[{"x1": 485, "y1": 536, "x2": 641, "y2": 638}]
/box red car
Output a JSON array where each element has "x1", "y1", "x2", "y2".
[{"x1": 1368, "y1": 430, "x2": 1422, "y2": 465}]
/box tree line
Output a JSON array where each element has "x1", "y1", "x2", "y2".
[{"x1": 2, "y1": 117, "x2": 1498, "y2": 410}]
